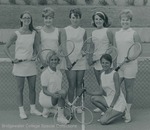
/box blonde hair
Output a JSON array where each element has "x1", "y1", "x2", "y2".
[
  {"x1": 119, "y1": 9, "x2": 133, "y2": 21},
  {"x1": 42, "y1": 7, "x2": 55, "y2": 18}
]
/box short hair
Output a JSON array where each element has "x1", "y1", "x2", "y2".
[
  {"x1": 119, "y1": 9, "x2": 133, "y2": 21},
  {"x1": 69, "y1": 8, "x2": 82, "y2": 18},
  {"x1": 47, "y1": 51, "x2": 60, "y2": 64},
  {"x1": 92, "y1": 11, "x2": 110, "y2": 27},
  {"x1": 42, "y1": 7, "x2": 55, "y2": 18},
  {"x1": 100, "y1": 54, "x2": 112, "y2": 65}
]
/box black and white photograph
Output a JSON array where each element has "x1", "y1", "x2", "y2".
[{"x1": 0, "y1": 0, "x2": 150, "y2": 130}]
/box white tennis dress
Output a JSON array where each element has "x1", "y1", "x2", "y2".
[
  {"x1": 40, "y1": 27, "x2": 59, "y2": 51},
  {"x1": 12, "y1": 31, "x2": 37, "y2": 76},
  {"x1": 115, "y1": 28, "x2": 138, "y2": 78},
  {"x1": 92, "y1": 28, "x2": 110, "y2": 70},
  {"x1": 101, "y1": 70, "x2": 126, "y2": 112},
  {"x1": 60, "y1": 26, "x2": 89, "y2": 70},
  {"x1": 39, "y1": 67, "x2": 62, "y2": 108}
]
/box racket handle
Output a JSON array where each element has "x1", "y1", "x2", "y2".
[
  {"x1": 68, "y1": 61, "x2": 76, "y2": 71},
  {"x1": 40, "y1": 66, "x2": 44, "y2": 69},
  {"x1": 115, "y1": 66, "x2": 120, "y2": 71},
  {"x1": 72, "y1": 89, "x2": 86, "y2": 106},
  {"x1": 12, "y1": 59, "x2": 23, "y2": 64}
]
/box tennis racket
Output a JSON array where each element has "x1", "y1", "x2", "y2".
[
  {"x1": 68, "y1": 36, "x2": 98, "y2": 70},
  {"x1": 57, "y1": 40, "x2": 75, "y2": 57},
  {"x1": 115, "y1": 42, "x2": 142, "y2": 71},
  {"x1": 74, "y1": 82, "x2": 93, "y2": 125},
  {"x1": 91, "y1": 46, "x2": 118, "y2": 66},
  {"x1": 38, "y1": 40, "x2": 75, "y2": 69},
  {"x1": 11, "y1": 55, "x2": 37, "y2": 64}
]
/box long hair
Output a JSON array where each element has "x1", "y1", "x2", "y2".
[{"x1": 20, "y1": 11, "x2": 37, "y2": 32}]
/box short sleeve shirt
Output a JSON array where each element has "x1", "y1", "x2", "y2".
[{"x1": 41, "y1": 67, "x2": 62, "y2": 93}]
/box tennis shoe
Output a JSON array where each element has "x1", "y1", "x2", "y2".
[
  {"x1": 124, "y1": 112, "x2": 131, "y2": 123},
  {"x1": 101, "y1": 112, "x2": 105, "y2": 116},
  {"x1": 30, "y1": 109, "x2": 42, "y2": 116},
  {"x1": 93, "y1": 108, "x2": 101, "y2": 113},
  {"x1": 19, "y1": 111, "x2": 27, "y2": 120},
  {"x1": 57, "y1": 116, "x2": 70, "y2": 124},
  {"x1": 76, "y1": 107, "x2": 83, "y2": 114}
]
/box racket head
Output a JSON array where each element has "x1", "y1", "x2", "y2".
[
  {"x1": 105, "y1": 46, "x2": 118, "y2": 61},
  {"x1": 74, "y1": 106, "x2": 93, "y2": 125},
  {"x1": 58, "y1": 40, "x2": 75, "y2": 57},
  {"x1": 127, "y1": 42, "x2": 142, "y2": 61},
  {"x1": 82, "y1": 36, "x2": 99, "y2": 54},
  {"x1": 36, "y1": 49, "x2": 56, "y2": 65}
]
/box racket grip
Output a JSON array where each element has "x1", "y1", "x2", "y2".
[
  {"x1": 40, "y1": 66, "x2": 44, "y2": 69},
  {"x1": 68, "y1": 62, "x2": 76, "y2": 71},
  {"x1": 78, "y1": 88, "x2": 86, "y2": 97},
  {"x1": 12, "y1": 60, "x2": 22, "y2": 64},
  {"x1": 115, "y1": 66, "x2": 120, "y2": 71}
]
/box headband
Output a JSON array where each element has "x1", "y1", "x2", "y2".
[{"x1": 95, "y1": 12, "x2": 105, "y2": 20}]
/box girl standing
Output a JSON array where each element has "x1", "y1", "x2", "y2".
[
  {"x1": 91, "y1": 11, "x2": 114, "y2": 112},
  {"x1": 4, "y1": 11, "x2": 41, "y2": 119},
  {"x1": 115, "y1": 9, "x2": 142, "y2": 123}
]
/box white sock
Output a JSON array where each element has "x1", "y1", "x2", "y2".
[
  {"x1": 30, "y1": 104, "x2": 36, "y2": 111},
  {"x1": 126, "y1": 104, "x2": 132, "y2": 113},
  {"x1": 57, "y1": 107, "x2": 64, "y2": 117},
  {"x1": 19, "y1": 106, "x2": 25, "y2": 114}
]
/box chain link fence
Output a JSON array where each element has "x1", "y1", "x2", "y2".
[{"x1": 0, "y1": 57, "x2": 150, "y2": 111}]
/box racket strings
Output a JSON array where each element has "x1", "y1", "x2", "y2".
[
  {"x1": 105, "y1": 47, "x2": 118, "y2": 61},
  {"x1": 127, "y1": 43, "x2": 142, "y2": 60},
  {"x1": 58, "y1": 40, "x2": 75, "y2": 57}
]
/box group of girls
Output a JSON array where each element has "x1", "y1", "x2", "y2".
[{"x1": 4, "y1": 7, "x2": 141, "y2": 125}]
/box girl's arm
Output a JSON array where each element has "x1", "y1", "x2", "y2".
[
  {"x1": 4, "y1": 32, "x2": 17, "y2": 61},
  {"x1": 110, "y1": 72, "x2": 120, "y2": 108},
  {"x1": 33, "y1": 31, "x2": 41, "y2": 57},
  {"x1": 133, "y1": 31, "x2": 142, "y2": 46},
  {"x1": 107, "y1": 28, "x2": 114, "y2": 46},
  {"x1": 43, "y1": 86, "x2": 60, "y2": 98}
]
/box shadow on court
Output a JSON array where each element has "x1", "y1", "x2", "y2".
[{"x1": 0, "y1": 109, "x2": 150, "y2": 130}]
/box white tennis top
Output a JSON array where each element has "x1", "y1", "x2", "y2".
[
  {"x1": 92, "y1": 28, "x2": 109, "y2": 61},
  {"x1": 15, "y1": 31, "x2": 35, "y2": 60},
  {"x1": 65, "y1": 26, "x2": 85, "y2": 63},
  {"x1": 101, "y1": 70, "x2": 126, "y2": 112},
  {"x1": 41, "y1": 67, "x2": 62, "y2": 93},
  {"x1": 115, "y1": 28, "x2": 137, "y2": 64},
  {"x1": 13, "y1": 30, "x2": 37, "y2": 76},
  {"x1": 40, "y1": 28, "x2": 59, "y2": 52}
]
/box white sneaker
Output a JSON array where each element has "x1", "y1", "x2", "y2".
[
  {"x1": 124, "y1": 112, "x2": 131, "y2": 123},
  {"x1": 76, "y1": 107, "x2": 83, "y2": 114},
  {"x1": 57, "y1": 116, "x2": 70, "y2": 124},
  {"x1": 93, "y1": 108, "x2": 101, "y2": 113},
  {"x1": 101, "y1": 112, "x2": 105, "y2": 116},
  {"x1": 30, "y1": 109, "x2": 42, "y2": 116},
  {"x1": 42, "y1": 109, "x2": 50, "y2": 118},
  {"x1": 20, "y1": 111, "x2": 27, "y2": 120}
]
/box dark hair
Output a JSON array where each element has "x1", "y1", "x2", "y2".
[
  {"x1": 92, "y1": 11, "x2": 110, "y2": 28},
  {"x1": 100, "y1": 54, "x2": 112, "y2": 65},
  {"x1": 69, "y1": 8, "x2": 82, "y2": 19},
  {"x1": 20, "y1": 11, "x2": 37, "y2": 32}
]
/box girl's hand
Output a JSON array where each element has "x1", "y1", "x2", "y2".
[
  {"x1": 12, "y1": 59, "x2": 21, "y2": 64},
  {"x1": 52, "y1": 93, "x2": 61, "y2": 99},
  {"x1": 106, "y1": 107, "x2": 113, "y2": 113},
  {"x1": 66, "y1": 59, "x2": 72, "y2": 70}
]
